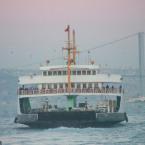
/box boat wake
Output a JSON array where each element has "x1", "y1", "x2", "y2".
[{"x1": 127, "y1": 96, "x2": 145, "y2": 103}]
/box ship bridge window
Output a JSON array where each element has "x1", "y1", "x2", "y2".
[
  {"x1": 43, "y1": 71, "x2": 47, "y2": 76},
  {"x1": 58, "y1": 71, "x2": 62, "y2": 75},
  {"x1": 54, "y1": 84, "x2": 57, "y2": 89},
  {"x1": 87, "y1": 70, "x2": 91, "y2": 75},
  {"x1": 48, "y1": 84, "x2": 52, "y2": 89},
  {"x1": 63, "y1": 70, "x2": 67, "y2": 75},
  {"x1": 92, "y1": 70, "x2": 96, "y2": 75},
  {"x1": 77, "y1": 70, "x2": 81, "y2": 75},
  {"x1": 76, "y1": 83, "x2": 81, "y2": 89},
  {"x1": 65, "y1": 83, "x2": 68, "y2": 88},
  {"x1": 53, "y1": 71, "x2": 57, "y2": 76},
  {"x1": 59, "y1": 83, "x2": 63, "y2": 89},
  {"x1": 83, "y1": 83, "x2": 86, "y2": 89},
  {"x1": 72, "y1": 70, "x2": 76, "y2": 75},
  {"x1": 94, "y1": 83, "x2": 98, "y2": 88},
  {"x1": 88, "y1": 83, "x2": 92, "y2": 88},
  {"x1": 71, "y1": 83, "x2": 75, "y2": 88},
  {"x1": 42, "y1": 83, "x2": 46, "y2": 89},
  {"x1": 82, "y1": 70, "x2": 86, "y2": 75},
  {"x1": 48, "y1": 71, "x2": 52, "y2": 76}
]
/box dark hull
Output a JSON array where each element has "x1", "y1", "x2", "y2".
[{"x1": 15, "y1": 111, "x2": 128, "y2": 128}]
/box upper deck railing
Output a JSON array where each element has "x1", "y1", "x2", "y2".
[{"x1": 18, "y1": 87, "x2": 123, "y2": 96}]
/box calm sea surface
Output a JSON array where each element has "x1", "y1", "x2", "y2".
[{"x1": 0, "y1": 101, "x2": 145, "y2": 145}]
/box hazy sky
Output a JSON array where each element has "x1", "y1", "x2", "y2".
[{"x1": 0, "y1": 0, "x2": 145, "y2": 69}]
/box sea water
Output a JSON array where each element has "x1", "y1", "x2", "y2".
[
  {"x1": 0, "y1": 101, "x2": 145, "y2": 145},
  {"x1": 0, "y1": 69, "x2": 145, "y2": 145}
]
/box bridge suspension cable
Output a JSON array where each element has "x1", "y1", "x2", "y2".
[
  {"x1": 11, "y1": 32, "x2": 141, "y2": 69},
  {"x1": 80, "y1": 32, "x2": 138, "y2": 53}
]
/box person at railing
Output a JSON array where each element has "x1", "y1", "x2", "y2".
[
  {"x1": 106, "y1": 85, "x2": 109, "y2": 93},
  {"x1": 18, "y1": 87, "x2": 23, "y2": 95},
  {"x1": 34, "y1": 88, "x2": 39, "y2": 94},
  {"x1": 111, "y1": 86, "x2": 114, "y2": 93},
  {"x1": 18, "y1": 84, "x2": 123, "y2": 95},
  {"x1": 24, "y1": 88, "x2": 28, "y2": 95},
  {"x1": 119, "y1": 85, "x2": 122, "y2": 93},
  {"x1": 54, "y1": 105, "x2": 58, "y2": 109}
]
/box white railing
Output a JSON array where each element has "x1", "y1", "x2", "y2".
[{"x1": 18, "y1": 87, "x2": 123, "y2": 96}]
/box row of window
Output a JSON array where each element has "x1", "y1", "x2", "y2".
[
  {"x1": 38, "y1": 82, "x2": 115, "y2": 89},
  {"x1": 20, "y1": 83, "x2": 99, "y2": 90},
  {"x1": 43, "y1": 70, "x2": 97, "y2": 76},
  {"x1": 41, "y1": 83, "x2": 100, "y2": 89}
]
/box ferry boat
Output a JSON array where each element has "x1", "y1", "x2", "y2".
[{"x1": 15, "y1": 25, "x2": 128, "y2": 128}]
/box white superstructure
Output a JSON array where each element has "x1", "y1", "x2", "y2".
[
  {"x1": 18, "y1": 64, "x2": 123, "y2": 97},
  {"x1": 17, "y1": 63, "x2": 125, "y2": 113}
]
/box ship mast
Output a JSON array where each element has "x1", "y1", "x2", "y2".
[
  {"x1": 63, "y1": 25, "x2": 79, "y2": 94},
  {"x1": 63, "y1": 25, "x2": 71, "y2": 93},
  {"x1": 73, "y1": 29, "x2": 76, "y2": 65},
  {"x1": 67, "y1": 25, "x2": 71, "y2": 93}
]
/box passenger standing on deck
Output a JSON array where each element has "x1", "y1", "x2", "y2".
[{"x1": 119, "y1": 85, "x2": 122, "y2": 93}]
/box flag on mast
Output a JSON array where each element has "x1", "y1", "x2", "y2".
[{"x1": 65, "y1": 25, "x2": 70, "y2": 32}]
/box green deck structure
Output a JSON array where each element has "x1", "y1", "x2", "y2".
[{"x1": 67, "y1": 95, "x2": 77, "y2": 110}]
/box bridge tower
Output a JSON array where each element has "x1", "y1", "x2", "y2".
[{"x1": 138, "y1": 32, "x2": 145, "y2": 96}]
